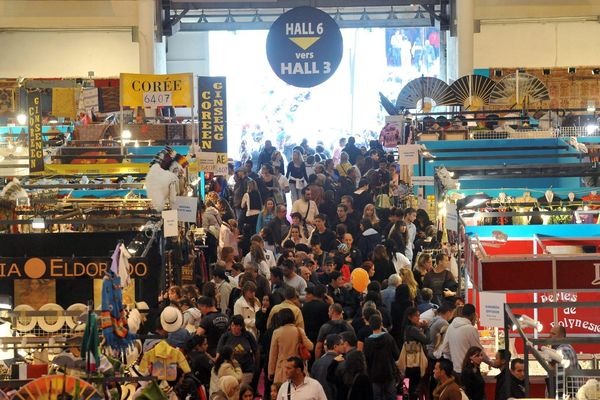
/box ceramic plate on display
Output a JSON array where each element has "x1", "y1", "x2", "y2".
[
  {"x1": 65, "y1": 303, "x2": 87, "y2": 330},
  {"x1": 37, "y1": 304, "x2": 65, "y2": 333},
  {"x1": 13, "y1": 375, "x2": 102, "y2": 400},
  {"x1": 12, "y1": 305, "x2": 37, "y2": 332}
]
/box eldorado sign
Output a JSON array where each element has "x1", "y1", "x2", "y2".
[{"x1": 0, "y1": 257, "x2": 149, "y2": 279}]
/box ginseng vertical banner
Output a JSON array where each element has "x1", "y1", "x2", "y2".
[
  {"x1": 198, "y1": 76, "x2": 227, "y2": 175},
  {"x1": 28, "y1": 90, "x2": 44, "y2": 173}
]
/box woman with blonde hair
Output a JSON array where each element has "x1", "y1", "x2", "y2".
[
  {"x1": 413, "y1": 252, "x2": 433, "y2": 289},
  {"x1": 399, "y1": 267, "x2": 419, "y2": 302},
  {"x1": 362, "y1": 203, "x2": 380, "y2": 230},
  {"x1": 256, "y1": 197, "x2": 276, "y2": 234}
]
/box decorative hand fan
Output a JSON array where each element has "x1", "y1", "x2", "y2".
[
  {"x1": 13, "y1": 375, "x2": 102, "y2": 399},
  {"x1": 490, "y1": 73, "x2": 550, "y2": 106},
  {"x1": 379, "y1": 92, "x2": 401, "y2": 115},
  {"x1": 396, "y1": 77, "x2": 455, "y2": 111},
  {"x1": 449, "y1": 74, "x2": 497, "y2": 109}
]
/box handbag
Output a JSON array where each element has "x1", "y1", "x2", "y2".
[
  {"x1": 397, "y1": 341, "x2": 428, "y2": 377},
  {"x1": 296, "y1": 328, "x2": 311, "y2": 360}
]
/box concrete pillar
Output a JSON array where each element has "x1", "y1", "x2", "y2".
[
  {"x1": 456, "y1": 0, "x2": 475, "y2": 77},
  {"x1": 137, "y1": 0, "x2": 156, "y2": 73},
  {"x1": 155, "y1": 38, "x2": 167, "y2": 74}
]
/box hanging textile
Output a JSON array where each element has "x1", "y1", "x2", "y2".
[
  {"x1": 0, "y1": 88, "x2": 15, "y2": 113},
  {"x1": 78, "y1": 87, "x2": 99, "y2": 116},
  {"x1": 81, "y1": 311, "x2": 100, "y2": 372},
  {"x1": 98, "y1": 87, "x2": 120, "y2": 112},
  {"x1": 100, "y1": 271, "x2": 135, "y2": 353},
  {"x1": 51, "y1": 88, "x2": 77, "y2": 118}
]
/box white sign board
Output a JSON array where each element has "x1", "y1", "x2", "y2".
[
  {"x1": 174, "y1": 196, "x2": 198, "y2": 223},
  {"x1": 479, "y1": 291, "x2": 507, "y2": 328},
  {"x1": 446, "y1": 202, "x2": 458, "y2": 232},
  {"x1": 162, "y1": 209, "x2": 178, "y2": 237},
  {"x1": 411, "y1": 176, "x2": 435, "y2": 186},
  {"x1": 197, "y1": 152, "x2": 218, "y2": 171},
  {"x1": 398, "y1": 144, "x2": 420, "y2": 165}
]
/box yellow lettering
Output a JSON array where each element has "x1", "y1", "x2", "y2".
[
  {"x1": 201, "y1": 141, "x2": 212, "y2": 150},
  {"x1": 214, "y1": 133, "x2": 224, "y2": 140},
  {"x1": 201, "y1": 91, "x2": 211, "y2": 100},
  {"x1": 201, "y1": 101, "x2": 212, "y2": 110},
  {"x1": 213, "y1": 82, "x2": 223, "y2": 90}
]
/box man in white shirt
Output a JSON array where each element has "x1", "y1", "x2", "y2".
[
  {"x1": 404, "y1": 207, "x2": 417, "y2": 263},
  {"x1": 291, "y1": 187, "x2": 318, "y2": 227},
  {"x1": 435, "y1": 303, "x2": 492, "y2": 374},
  {"x1": 277, "y1": 356, "x2": 327, "y2": 400},
  {"x1": 242, "y1": 235, "x2": 276, "y2": 280}
]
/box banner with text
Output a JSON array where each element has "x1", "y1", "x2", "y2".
[
  {"x1": 198, "y1": 76, "x2": 228, "y2": 175},
  {"x1": 27, "y1": 91, "x2": 44, "y2": 173},
  {"x1": 0, "y1": 256, "x2": 149, "y2": 279},
  {"x1": 120, "y1": 73, "x2": 194, "y2": 108}
]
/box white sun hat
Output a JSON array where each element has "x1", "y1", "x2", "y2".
[{"x1": 160, "y1": 306, "x2": 183, "y2": 333}]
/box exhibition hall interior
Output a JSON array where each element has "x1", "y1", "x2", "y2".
[{"x1": 0, "y1": 0, "x2": 599, "y2": 399}]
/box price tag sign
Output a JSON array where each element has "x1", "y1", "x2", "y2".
[
  {"x1": 143, "y1": 91, "x2": 172, "y2": 108},
  {"x1": 411, "y1": 176, "x2": 435, "y2": 186}
]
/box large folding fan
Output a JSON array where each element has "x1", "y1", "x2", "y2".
[
  {"x1": 449, "y1": 74, "x2": 496, "y2": 109},
  {"x1": 396, "y1": 77, "x2": 455, "y2": 111},
  {"x1": 490, "y1": 72, "x2": 550, "y2": 106}
]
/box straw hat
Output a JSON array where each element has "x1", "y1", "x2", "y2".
[
  {"x1": 38, "y1": 304, "x2": 65, "y2": 333},
  {"x1": 13, "y1": 304, "x2": 37, "y2": 332},
  {"x1": 160, "y1": 306, "x2": 182, "y2": 333},
  {"x1": 66, "y1": 303, "x2": 87, "y2": 330}
]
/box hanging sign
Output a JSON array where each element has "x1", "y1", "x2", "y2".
[
  {"x1": 120, "y1": 73, "x2": 193, "y2": 108},
  {"x1": 479, "y1": 291, "x2": 507, "y2": 328},
  {"x1": 398, "y1": 144, "x2": 420, "y2": 165},
  {"x1": 162, "y1": 209, "x2": 178, "y2": 237},
  {"x1": 174, "y1": 196, "x2": 198, "y2": 223},
  {"x1": 0, "y1": 257, "x2": 148, "y2": 279},
  {"x1": 27, "y1": 91, "x2": 44, "y2": 173},
  {"x1": 446, "y1": 202, "x2": 458, "y2": 232},
  {"x1": 266, "y1": 6, "x2": 343, "y2": 88},
  {"x1": 198, "y1": 76, "x2": 228, "y2": 175},
  {"x1": 411, "y1": 176, "x2": 435, "y2": 186}
]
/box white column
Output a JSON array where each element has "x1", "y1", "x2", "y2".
[
  {"x1": 456, "y1": 0, "x2": 474, "y2": 77},
  {"x1": 137, "y1": 0, "x2": 156, "y2": 74}
]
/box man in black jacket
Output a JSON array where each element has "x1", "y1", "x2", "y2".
[
  {"x1": 267, "y1": 205, "x2": 290, "y2": 251},
  {"x1": 342, "y1": 136, "x2": 362, "y2": 165},
  {"x1": 310, "y1": 214, "x2": 338, "y2": 252},
  {"x1": 364, "y1": 314, "x2": 400, "y2": 400}
]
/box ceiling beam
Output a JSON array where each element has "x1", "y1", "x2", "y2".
[
  {"x1": 171, "y1": 0, "x2": 445, "y2": 10},
  {"x1": 180, "y1": 17, "x2": 433, "y2": 31}
]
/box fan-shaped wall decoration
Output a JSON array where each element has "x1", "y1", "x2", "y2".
[
  {"x1": 490, "y1": 73, "x2": 550, "y2": 106},
  {"x1": 449, "y1": 75, "x2": 497, "y2": 109},
  {"x1": 396, "y1": 77, "x2": 455, "y2": 111}
]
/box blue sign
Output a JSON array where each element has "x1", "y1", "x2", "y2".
[{"x1": 266, "y1": 6, "x2": 343, "y2": 88}]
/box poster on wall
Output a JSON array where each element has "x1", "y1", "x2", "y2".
[
  {"x1": 120, "y1": 73, "x2": 194, "y2": 108},
  {"x1": 266, "y1": 6, "x2": 343, "y2": 88},
  {"x1": 27, "y1": 90, "x2": 44, "y2": 173},
  {"x1": 198, "y1": 76, "x2": 228, "y2": 175}
]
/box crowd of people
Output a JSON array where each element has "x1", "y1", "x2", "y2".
[{"x1": 142, "y1": 138, "x2": 542, "y2": 400}]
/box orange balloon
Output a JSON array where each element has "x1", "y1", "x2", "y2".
[{"x1": 351, "y1": 268, "x2": 369, "y2": 293}]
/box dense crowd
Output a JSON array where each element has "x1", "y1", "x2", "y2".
[{"x1": 143, "y1": 137, "x2": 557, "y2": 400}]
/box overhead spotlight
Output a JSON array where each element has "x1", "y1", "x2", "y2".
[
  {"x1": 359, "y1": 8, "x2": 369, "y2": 21},
  {"x1": 334, "y1": 9, "x2": 343, "y2": 21},
  {"x1": 519, "y1": 314, "x2": 543, "y2": 331},
  {"x1": 121, "y1": 129, "x2": 132, "y2": 140},
  {"x1": 494, "y1": 69, "x2": 502, "y2": 78},
  {"x1": 543, "y1": 69, "x2": 551, "y2": 76},
  {"x1": 593, "y1": 68, "x2": 600, "y2": 75},
  {"x1": 16, "y1": 114, "x2": 27, "y2": 125},
  {"x1": 224, "y1": 10, "x2": 235, "y2": 23},
  {"x1": 587, "y1": 101, "x2": 596, "y2": 112},
  {"x1": 199, "y1": 11, "x2": 208, "y2": 23},
  {"x1": 568, "y1": 67, "x2": 576, "y2": 74},
  {"x1": 387, "y1": 7, "x2": 398, "y2": 20},
  {"x1": 251, "y1": 11, "x2": 263, "y2": 23},
  {"x1": 415, "y1": 7, "x2": 425, "y2": 18},
  {"x1": 586, "y1": 124, "x2": 598, "y2": 135}
]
